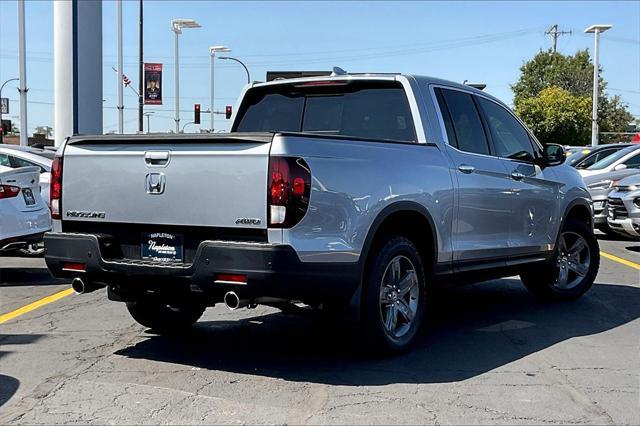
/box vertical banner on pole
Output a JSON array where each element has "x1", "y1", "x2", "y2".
[{"x1": 144, "y1": 63, "x2": 163, "y2": 105}]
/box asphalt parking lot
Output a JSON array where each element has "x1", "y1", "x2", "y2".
[{"x1": 0, "y1": 234, "x2": 638, "y2": 425}]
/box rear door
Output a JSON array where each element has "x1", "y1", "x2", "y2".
[{"x1": 434, "y1": 87, "x2": 514, "y2": 266}]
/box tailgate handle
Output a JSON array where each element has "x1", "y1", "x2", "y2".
[{"x1": 145, "y1": 151, "x2": 170, "y2": 166}]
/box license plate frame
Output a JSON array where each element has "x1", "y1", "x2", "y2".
[
  {"x1": 141, "y1": 232, "x2": 183, "y2": 262},
  {"x1": 22, "y1": 188, "x2": 35, "y2": 206}
]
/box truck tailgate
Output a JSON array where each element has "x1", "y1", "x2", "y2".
[{"x1": 62, "y1": 135, "x2": 273, "y2": 229}]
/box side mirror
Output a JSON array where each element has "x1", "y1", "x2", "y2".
[
  {"x1": 614, "y1": 163, "x2": 627, "y2": 171},
  {"x1": 542, "y1": 143, "x2": 566, "y2": 167}
]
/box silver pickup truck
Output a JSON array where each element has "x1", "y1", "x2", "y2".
[{"x1": 45, "y1": 73, "x2": 599, "y2": 352}]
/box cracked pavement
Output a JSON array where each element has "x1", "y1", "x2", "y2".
[{"x1": 0, "y1": 235, "x2": 638, "y2": 424}]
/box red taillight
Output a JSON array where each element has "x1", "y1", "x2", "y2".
[
  {"x1": 62, "y1": 262, "x2": 86, "y2": 272},
  {"x1": 50, "y1": 156, "x2": 62, "y2": 219},
  {"x1": 267, "y1": 157, "x2": 311, "y2": 228},
  {"x1": 0, "y1": 185, "x2": 21, "y2": 199}
]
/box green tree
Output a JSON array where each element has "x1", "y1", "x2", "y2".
[
  {"x1": 513, "y1": 49, "x2": 632, "y2": 145},
  {"x1": 517, "y1": 87, "x2": 591, "y2": 145}
]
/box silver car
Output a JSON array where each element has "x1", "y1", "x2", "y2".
[
  {"x1": 584, "y1": 169, "x2": 640, "y2": 235},
  {"x1": 607, "y1": 174, "x2": 640, "y2": 238}
]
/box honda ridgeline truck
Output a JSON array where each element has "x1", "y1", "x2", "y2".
[{"x1": 45, "y1": 73, "x2": 599, "y2": 352}]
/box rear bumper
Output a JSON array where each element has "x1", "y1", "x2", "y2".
[
  {"x1": 44, "y1": 232, "x2": 360, "y2": 304},
  {"x1": 0, "y1": 232, "x2": 46, "y2": 252}
]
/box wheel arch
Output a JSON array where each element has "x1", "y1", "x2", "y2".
[{"x1": 562, "y1": 198, "x2": 593, "y2": 233}]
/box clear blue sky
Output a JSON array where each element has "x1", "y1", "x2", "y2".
[{"x1": 1, "y1": 1, "x2": 639, "y2": 135}]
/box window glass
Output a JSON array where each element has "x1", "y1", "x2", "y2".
[
  {"x1": 440, "y1": 89, "x2": 490, "y2": 155},
  {"x1": 11, "y1": 156, "x2": 38, "y2": 168},
  {"x1": 0, "y1": 154, "x2": 10, "y2": 167},
  {"x1": 588, "y1": 146, "x2": 637, "y2": 170},
  {"x1": 623, "y1": 152, "x2": 640, "y2": 169},
  {"x1": 235, "y1": 93, "x2": 303, "y2": 133},
  {"x1": 234, "y1": 82, "x2": 416, "y2": 142},
  {"x1": 435, "y1": 89, "x2": 458, "y2": 148},
  {"x1": 477, "y1": 97, "x2": 535, "y2": 162}
]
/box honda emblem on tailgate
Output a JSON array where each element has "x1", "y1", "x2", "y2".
[{"x1": 146, "y1": 173, "x2": 166, "y2": 195}]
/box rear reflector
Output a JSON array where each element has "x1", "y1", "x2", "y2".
[
  {"x1": 62, "y1": 262, "x2": 86, "y2": 272},
  {"x1": 215, "y1": 274, "x2": 248, "y2": 284}
]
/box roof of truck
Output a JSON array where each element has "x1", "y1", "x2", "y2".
[{"x1": 252, "y1": 73, "x2": 502, "y2": 104}]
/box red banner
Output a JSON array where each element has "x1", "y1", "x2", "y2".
[{"x1": 144, "y1": 63, "x2": 163, "y2": 105}]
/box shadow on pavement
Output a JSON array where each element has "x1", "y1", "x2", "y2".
[
  {"x1": 0, "y1": 375, "x2": 20, "y2": 408},
  {"x1": 115, "y1": 280, "x2": 640, "y2": 386},
  {"x1": 0, "y1": 267, "x2": 65, "y2": 287}
]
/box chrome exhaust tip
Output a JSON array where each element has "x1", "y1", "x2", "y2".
[
  {"x1": 71, "y1": 277, "x2": 86, "y2": 294},
  {"x1": 224, "y1": 291, "x2": 249, "y2": 310}
]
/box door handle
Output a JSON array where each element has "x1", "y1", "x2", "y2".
[
  {"x1": 511, "y1": 171, "x2": 525, "y2": 181},
  {"x1": 145, "y1": 151, "x2": 170, "y2": 166},
  {"x1": 458, "y1": 164, "x2": 476, "y2": 174}
]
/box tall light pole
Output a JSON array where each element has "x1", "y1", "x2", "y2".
[
  {"x1": 209, "y1": 45, "x2": 231, "y2": 132},
  {"x1": 585, "y1": 24, "x2": 612, "y2": 147},
  {"x1": 117, "y1": 0, "x2": 124, "y2": 134},
  {"x1": 219, "y1": 56, "x2": 251, "y2": 84},
  {"x1": 171, "y1": 19, "x2": 200, "y2": 133},
  {"x1": 17, "y1": 0, "x2": 28, "y2": 146}
]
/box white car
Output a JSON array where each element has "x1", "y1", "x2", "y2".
[
  {"x1": 0, "y1": 145, "x2": 54, "y2": 207},
  {"x1": 0, "y1": 166, "x2": 51, "y2": 256},
  {"x1": 579, "y1": 145, "x2": 640, "y2": 178}
]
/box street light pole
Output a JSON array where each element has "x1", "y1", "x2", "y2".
[
  {"x1": 585, "y1": 24, "x2": 612, "y2": 147},
  {"x1": 174, "y1": 30, "x2": 180, "y2": 133},
  {"x1": 0, "y1": 78, "x2": 19, "y2": 145},
  {"x1": 171, "y1": 19, "x2": 201, "y2": 133},
  {"x1": 117, "y1": 0, "x2": 124, "y2": 134},
  {"x1": 17, "y1": 0, "x2": 28, "y2": 146},
  {"x1": 209, "y1": 46, "x2": 231, "y2": 132},
  {"x1": 219, "y1": 56, "x2": 251, "y2": 84}
]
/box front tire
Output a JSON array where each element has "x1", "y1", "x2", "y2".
[
  {"x1": 521, "y1": 219, "x2": 599, "y2": 300},
  {"x1": 126, "y1": 299, "x2": 205, "y2": 334},
  {"x1": 362, "y1": 235, "x2": 427, "y2": 353}
]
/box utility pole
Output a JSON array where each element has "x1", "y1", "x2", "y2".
[
  {"x1": 545, "y1": 25, "x2": 571, "y2": 53},
  {"x1": 138, "y1": 0, "x2": 144, "y2": 133},
  {"x1": 117, "y1": 0, "x2": 124, "y2": 134},
  {"x1": 17, "y1": 0, "x2": 28, "y2": 146}
]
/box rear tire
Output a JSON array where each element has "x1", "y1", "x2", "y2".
[
  {"x1": 126, "y1": 299, "x2": 205, "y2": 334},
  {"x1": 362, "y1": 235, "x2": 427, "y2": 354},
  {"x1": 521, "y1": 219, "x2": 599, "y2": 300}
]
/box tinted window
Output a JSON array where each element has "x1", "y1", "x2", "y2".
[
  {"x1": 11, "y1": 156, "x2": 46, "y2": 173},
  {"x1": 588, "y1": 146, "x2": 638, "y2": 170},
  {"x1": 0, "y1": 154, "x2": 10, "y2": 167},
  {"x1": 435, "y1": 89, "x2": 458, "y2": 148},
  {"x1": 234, "y1": 82, "x2": 416, "y2": 142},
  {"x1": 440, "y1": 89, "x2": 490, "y2": 155},
  {"x1": 623, "y1": 152, "x2": 640, "y2": 169},
  {"x1": 477, "y1": 97, "x2": 535, "y2": 162},
  {"x1": 234, "y1": 93, "x2": 303, "y2": 133}
]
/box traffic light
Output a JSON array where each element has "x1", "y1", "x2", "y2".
[
  {"x1": 194, "y1": 104, "x2": 201, "y2": 124},
  {"x1": 225, "y1": 105, "x2": 232, "y2": 119}
]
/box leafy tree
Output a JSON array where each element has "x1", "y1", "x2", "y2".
[
  {"x1": 513, "y1": 49, "x2": 632, "y2": 145},
  {"x1": 517, "y1": 87, "x2": 591, "y2": 145}
]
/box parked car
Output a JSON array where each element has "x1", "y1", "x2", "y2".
[
  {"x1": 579, "y1": 145, "x2": 640, "y2": 178},
  {"x1": 606, "y1": 174, "x2": 640, "y2": 239},
  {"x1": 585, "y1": 169, "x2": 640, "y2": 235},
  {"x1": 44, "y1": 73, "x2": 599, "y2": 352},
  {"x1": 0, "y1": 144, "x2": 54, "y2": 207},
  {"x1": 0, "y1": 166, "x2": 52, "y2": 256},
  {"x1": 565, "y1": 144, "x2": 630, "y2": 169}
]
